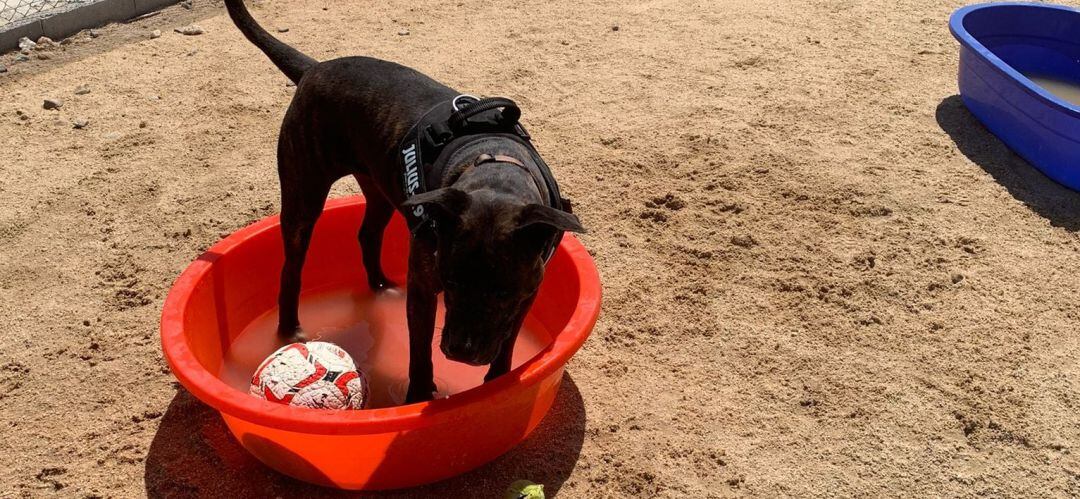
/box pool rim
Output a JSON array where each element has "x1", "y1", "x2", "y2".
[
  {"x1": 949, "y1": 2, "x2": 1080, "y2": 117},
  {"x1": 159, "y1": 196, "x2": 602, "y2": 435}
]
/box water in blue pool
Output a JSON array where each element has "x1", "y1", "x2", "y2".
[{"x1": 1025, "y1": 74, "x2": 1080, "y2": 107}]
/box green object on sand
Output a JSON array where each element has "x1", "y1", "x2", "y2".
[{"x1": 506, "y1": 480, "x2": 545, "y2": 499}]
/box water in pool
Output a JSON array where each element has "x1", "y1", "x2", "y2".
[
  {"x1": 1026, "y1": 74, "x2": 1080, "y2": 106},
  {"x1": 218, "y1": 288, "x2": 553, "y2": 409}
]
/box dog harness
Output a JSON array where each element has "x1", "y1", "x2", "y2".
[{"x1": 398, "y1": 95, "x2": 567, "y2": 262}]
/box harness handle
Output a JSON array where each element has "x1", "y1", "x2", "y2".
[{"x1": 448, "y1": 97, "x2": 521, "y2": 133}]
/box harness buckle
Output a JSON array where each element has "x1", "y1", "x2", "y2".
[
  {"x1": 452, "y1": 94, "x2": 480, "y2": 111},
  {"x1": 425, "y1": 122, "x2": 454, "y2": 147},
  {"x1": 514, "y1": 123, "x2": 532, "y2": 141}
]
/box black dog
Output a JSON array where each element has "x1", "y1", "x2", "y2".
[{"x1": 224, "y1": 1, "x2": 584, "y2": 403}]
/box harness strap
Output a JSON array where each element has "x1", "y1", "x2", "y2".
[
  {"x1": 474, "y1": 153, "x2": 525, "y2": 168},
  {"x1": 398, "y1": 95, "x2": 566, "y2": 262},
  {"x1": 469, "y1": 153, "x2": 548, "y2": 201},
  {"x1": 448, "y1": 97, "x2": 521, "y2": 133}
]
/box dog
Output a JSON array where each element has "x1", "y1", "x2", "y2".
[{"x1": 224, "y1": 0, "x2": 584, "y2": 403}]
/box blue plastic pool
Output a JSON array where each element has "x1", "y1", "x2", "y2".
[{"x1": 950, "y1": 2, "x2": 1080, "y2": 191}]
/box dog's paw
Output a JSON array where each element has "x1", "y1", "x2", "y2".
[
  {"x1": 404, "y1": 392, "x2": 434, "y2": 404},
  {"x1": 277, "y1": 324, "x2": 308, "y2": 343},
  {"x1": 368, "y1": 276, "x2": 399, "y2": 292},
  {"x1": 378, "y1": 286, "x2": 405, "y2": 299},
  {"x1": 404, "y1": 382, "x2": 437, "y2": 404}
]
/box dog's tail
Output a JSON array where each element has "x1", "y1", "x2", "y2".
[{"x1": 223, "y1": 0, "x2": 316, "y2": 83}]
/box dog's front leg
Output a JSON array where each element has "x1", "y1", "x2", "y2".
[
  {"x1": 405, "y1": 237, "x2": 439, "y2": 403},
  {"x1": 405, "y1": 287, "x2": 437, "y2": 402},
  {"x1": 484, "y1": 328, "x2": 519, "y2": 383},
  {"x1": 484, "y1": 308, "x2": 530, "y2": 382}
]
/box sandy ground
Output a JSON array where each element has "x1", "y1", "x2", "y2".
[{"x1": 1, "y1": 0, "x2": 1079, "y2": 497}]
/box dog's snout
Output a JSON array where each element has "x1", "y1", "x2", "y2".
[
  {"x1": 441, "y1": 335, "x2": 497, "y2": 366},
  {"x1": 441, "y1": 346, "x2": 485, "y2": 366}
]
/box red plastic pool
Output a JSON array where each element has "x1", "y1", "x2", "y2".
[{"x1": 159, "y1": 196, "x2": 601, "y2": 490}]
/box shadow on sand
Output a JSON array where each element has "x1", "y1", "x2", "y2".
[
  {"x1": 144, "y1": 373, "x2": 586, "y2": 498},
  {"x1": 935, "y1": 95, "x2": 1080, "y2": 231}
]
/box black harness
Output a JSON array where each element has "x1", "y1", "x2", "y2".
[{"x1": 398, "y1": 95, "x2": 566, "y2": 262}]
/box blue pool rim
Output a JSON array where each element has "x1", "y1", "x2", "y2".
[
  {"x1": 950, "y1": 2, "x2": 1080, "y2": 191},
  {"x1": 950, "y1": 2, "x2": 1080, "y2": 117}
]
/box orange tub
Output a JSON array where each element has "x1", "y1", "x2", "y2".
[{"x1": 159, "y1": 196, "x2": 601, "y2": 490}]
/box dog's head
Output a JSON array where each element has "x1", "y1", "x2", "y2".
[{"x1": 402, "y1": 187, "x2": 584, "y2": 366}]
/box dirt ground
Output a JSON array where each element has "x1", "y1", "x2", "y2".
[{"x1": 1, "y1": 0, "x2": 1079, "y2": 497}]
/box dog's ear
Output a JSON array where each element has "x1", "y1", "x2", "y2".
[
  {"x1": 514, "y1": 204, "x2": 585, "y2": 248},
  {"x1": 401, "y1": 188, "x2": 471, "y2": 229}
]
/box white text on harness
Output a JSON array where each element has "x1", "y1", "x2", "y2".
[{"x1": 401, "y1": 143, "x2": 425, "y2": 217}]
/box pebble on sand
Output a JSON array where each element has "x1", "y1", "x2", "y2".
[
  {"x1": 398, "y1": 29, "x2": 410, "y2": 36},
  {"x1": 14, "y1": 54, "x2": 30, "y2": 62},
  {"x1": 0, "y1": 64, "x2": 7, "y2": 74},
  {"x1": 43, "y1": 98, "x2": 63, "y2": 110},
  {"x1": 150, "y1": 29, "x2": 162, "y2": 39},
  {"x1": 36, "y1": 36, "x2": 58, "y2": 48},
  {"x1": 277, "y1": 27, "x2": 290, "y2": 33},
  {"x1": 175, "y1": 25, "x2": 204, "y2": 36},
  {"x1": 88, "y1": 29, "x2": 101, "y2": 38},
  {"x1": 75, "y1": 85, "x2": 91, "y2": 95},
  {"x1": 18, "y1": 37, "x2": 36, "y2": 53},
  {"x1": 731, "y1": 235, "x2": 757, "y2": 248},
  {"x1": 73, "y1": 119, "x2": 89, "y2": 129}
]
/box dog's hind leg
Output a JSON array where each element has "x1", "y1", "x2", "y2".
[
  {"x1": 353, "y1": 174, "x2": 397, "y2": 291},
  {"x1": 276, "y1": 160, "x2": 332, "y2": 342}
]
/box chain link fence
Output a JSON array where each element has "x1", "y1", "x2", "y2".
[
  {"x1": 1, "y1": 0, "x2": 176, "y2": 49},
  {"x1": 1, "y1": 0, "x2": 92, "y2": 28}
]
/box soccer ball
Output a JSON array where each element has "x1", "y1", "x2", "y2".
[{"x1": 249, "y1": 341, "x2": 368, "y2": 410}]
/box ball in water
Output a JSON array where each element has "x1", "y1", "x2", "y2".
[{"x1": 249, "y1": 341, "x2": 368, "y2": 410}]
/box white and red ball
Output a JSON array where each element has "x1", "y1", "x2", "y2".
[{"x1": 249, "y1": 341, "x2": 368, "y2": 410}]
